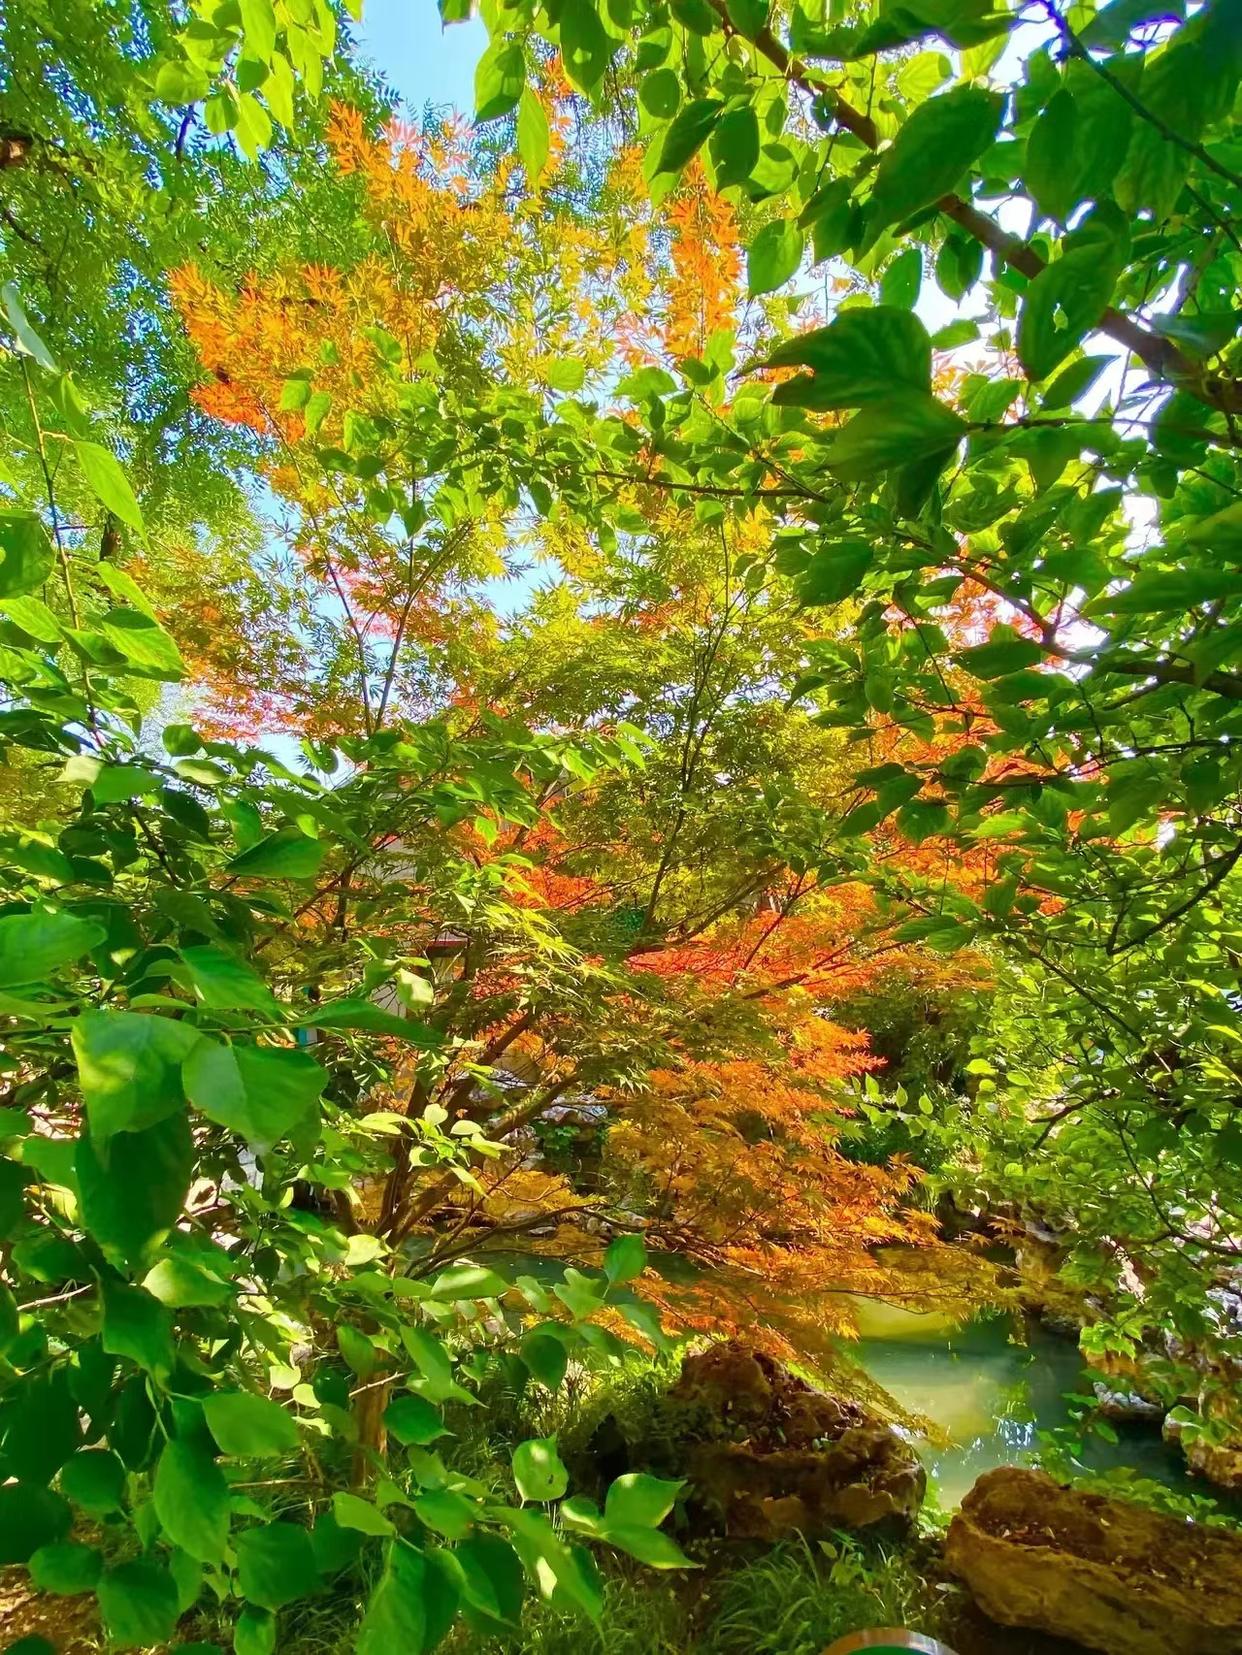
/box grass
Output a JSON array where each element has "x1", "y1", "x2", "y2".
[
  {"x1": 700, "y1": 1536, "x2": 947, "y2": 1655},
  {"x1": 439, "y1": 1534, "x2": 949, "y2": 1655},
  {"x1": 448, "y1": 1567, "x2": 692, "y2": 1655}
]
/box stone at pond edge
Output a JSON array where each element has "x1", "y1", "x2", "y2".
[
  {"x1": 944, "y1": 1465, "x2": 1242, "y2": 1655},
  {"x1": 1163, "y1": 1409, "x2": 1242, "y2": 1491},
  {"x1": 653, "y1": 1341, "x2": 925, "y2": 1540}
]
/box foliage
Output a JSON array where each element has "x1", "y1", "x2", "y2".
[
  {"x1": 0, "y1": 291, "x2": 695, "y2": 1651},
  {"x1": 464, "y1": 0, "x2": 1242, "y2": 1391},
  {"x1": 700, "y1": 1534, "x2": 945, "y2": 1655},
  {"x1": 2, "y1": 0, "x2": 1242, "y2": 1642}
]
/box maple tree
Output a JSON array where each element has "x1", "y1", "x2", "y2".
[
  {"x1": 0, "y1": 0, "x2": 1239, "y2": 1646},
  {"x1": 470, "y1": 0, "x2": 1242, "y2": 1397}
]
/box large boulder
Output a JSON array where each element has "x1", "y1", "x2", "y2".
[
  {"x1": 945, "y1": 1465, "x2": 1242, "y2": 1655},
  {"x1": 658, "y1": 1341, "x2": 925, "y2": 1540}
]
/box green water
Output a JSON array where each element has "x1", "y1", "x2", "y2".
[{"x1": 848, "y1": 1301, "x2": 1200, "y2": 1510}]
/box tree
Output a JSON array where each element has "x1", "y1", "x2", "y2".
[
  {"x1": 0, "y1": 322, "x2": 696, "y2": 1645},
  {"x1": 4, "y1": 0, "x2": 1241, "y2": 1642},
  {"x1": 465, "y1": 0, "x2": 1242, "y2": 1375}
]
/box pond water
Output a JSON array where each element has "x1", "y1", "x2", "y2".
[{"x1": 846, "y1": 1298, "x2": 1206, "y2": 1510}]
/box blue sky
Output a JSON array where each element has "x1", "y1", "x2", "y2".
[{"x1": 353, "y1": 0, "x2": 486, "y2": 115}]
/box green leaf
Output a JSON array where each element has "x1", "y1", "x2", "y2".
[
  {"x1": 561, "y1": 2, "x2": 612, "y2": 93},
  {"x1": 475, "y1": 39, "x2": 525, "y2": 122},
  {"x1": 1040, "y1": 353, "x2": 1110, "y2": 411},
  {"x1": 603, "y1": 1232, "x2": 646, "y2": 1285},
  {"x1": 257, "y1": 38, "x2": 296, "y2": 120},
  {"x1": 1026, "y1": 88, "x2": 1079, "y2": 223},
  {"x1": 227, "y1": 824, "x2": 326, "y2": 879},
  {"x1": 280, "y1": 375, "x2": 312, "y2": 412},
  {"x1": 413, "y1": 1487, "x2": 476, "y2": 1539},
  {"x1": 357, "y1": 1541, "x2": 428, "y2": 1655},
  {"x1": 1, "y1": 283, "x2": 57, "y2": 371},
  {"x1": 867, "y1": 86, "x2": 1005, "y2": 233},
  {"x1": 90, "y1": 763, "x2": 162, "y2": 803},
  {"x1": 456, "y1": 1532, "x2": 525, "y2": 1629},
  {"x1": 798, "y1": 541, "x2": 872, "y2": 605},
  {"x1": 59, "y1": 1450, "x2": 126, "y2": 1516},
  {"x1": 640, "y1": 68, "x2": 680, "y2": 119},
  {"x1": 1017, "y1": 207, "x2": 1126, "y2": 381},
  {"x1": 338, "y1": 1323, "x2": 378, "y2": 1378},
  {"x1": 73, "y1": 442, "x2": 144, "y2": 534},
  {"x1": 100, "y1": 1279, "x2": 175, "y2": 1380},
  {"x1": 546, "y1": 359, "x2": 586, "y2": 393},
  {"x1": 747, "y1": 220, "x2": 804, "y2": 296},
  {"x1": 178, "y1": 945, "x2": 282, "y2": 1014},
  {"x1": 956, "y1": 626, "x2": 1046, "y2": 678},
  {"x1": 0, "y1": 909, "x2": 104, "y2": 987},
  {"x1": 512, "y1": 1435, "x2": 568, "y2": 1502},
  {"x1": 0, "y1": 1162, "x2": 25, "y2": 1240},
  {"x1": 600, "y1": 1524, "x2": 694, "y2": 1568},
  {"x1": 516, "y1": 87, "x2": 549, "y2": 183},
  {"x1": 76, "y1": 1112, "x2": 193, "y2": 1266},
  {"x1": 310, "y1": 1512, "x2": 363, "y2": 1578},
  {"x1": 709, "y1": 105, "x2": 760, "y2": 187},
  {"x1": 29, "y1": 1541, "x2": 102, "y2": 1595},
  {"x1": 203, "y1": 1391, "x2": 301, "y2": 1458},
  {"x1": 184, "y1": 1039, "x2": 324, "y2": 1149},
  {"x1": 384, "y1": 1393, "x2": 449, "y2": 1445},
  {"x1": 235, "y1": 1523, "x2": 320, "y2": 1610},
  {"x1": 766, "y1": 307, "x2": 932, "y2": 406},
  {"x1": 497, "y1": 1508, "x2": 602, "y2": 1621},
  {"x1": 239, "y1": 0, "x2": 277, "y2": 59},
  {"x1": 97, "y1": 609, "x2": 184, "y2": 679},
  {"x1": 160, "y1": 728, "x2": 201, "y2": 766},
  {"x1": 299, "y1": 998, "x2": 441, "y2": 1044},
  {"x1": 143, "y1": 1249, "x2": 236, "y2": 1309},
  {"x1": 603, "y1": 1473, "x2": 684, "y2": 1528},
  {"x1": 0, "y1": 591, "x2": 61, "y2": 640},
  {"x1": 671, "y1": 0, "x2": 717, "y2": 30},
  {"x1": 931, "y1": 319, "x2": 979, "y2": 350},
  {"x1": 0, "y1": 1484, "x2": 71, "y2": 1565},
  {"x1": 332, "y1": 1492, "x2": 395, "y2": 1537},
  {"x1": 234, "y1": 1606, "x2": 276, "y2": 1655},
  {"x1": 153, "y1": 1441, "x2": 230, "y2": 1565},
  {"x1": 657, "y1": 98, "x2": 723, "y2": 174},
  {"x1": 304, "y1": 389, "x2": 331, "y2": 434},
  {"x1": 0, "y1": 512, "x2": 55, "y2": 599},
  {"x1": 235, "y1": 93, "x2": 274, "y2": 160},
  {"x1": 724, "y1": 0, "x2": 768, "y2": 36},
  {"x1": 402, "y1": 1326, "x2": 476, "y2": 1406},
  {"x1": 71, "y1": 1011, "x2": 201, "y2": 1143},
  {"x1": 427, "y1": 1260, "x2": 509, "y2": 1299},
  {"x1": 879, "y1": 246, "x2": 923, "y2": 309},
  {"x1": 521, "y1": 1329, "x2": 570, "y2": 1390},
  {"x1": 552, "y1": 1266, "x2": 605, "y2": 1320},
  {"x1": 1085, "y1": 569, "x2": 1242, "y2": 616},
  {"x1": 824, "y1": 394, "x2": 966, "y2": 478},
  {"x1": 1, "y1": 1368, "x2": 80, "y2": 1482},
  {"x1": 154, "y1": 58, "x2": 211, "y2": 103},
  {"x1": 97, "y1": 1561, "x2": 180, "y2": 1648}
]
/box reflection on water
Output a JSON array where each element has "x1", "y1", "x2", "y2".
[{"x1": 846, "y1": 1303, "x2": 1195, "y2": 1510}]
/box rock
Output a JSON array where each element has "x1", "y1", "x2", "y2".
[
  {"x1": 945, "y1": 1465, "x2": 1242, "y2": 1655},
  {"x1": 1011, "y1": 1225, "x2": 1086, "y2": 1332},
  {"x1": 1090, "y1": 1383, "x2": 1164, "y2": 1424},
  {"x1": 659, "y1": 1341, "x2": 925, "y2": 1540},
  {"x1": 1185, "y1": 1435, "x2": 1242, "y2": 1490},
  {"x1": 1163, "y1": 1410, "x2": 1242, "y2": 1491}
]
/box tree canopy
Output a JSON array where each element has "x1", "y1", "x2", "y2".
[{"x1": 0, "y1": 0, "x2": 1238, "y2": 1645}]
